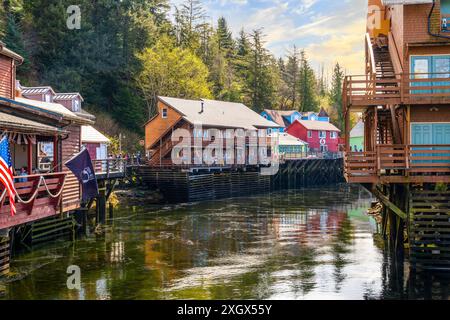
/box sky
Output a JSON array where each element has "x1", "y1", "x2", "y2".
[{"x1": 170, "y1": 0, "x2": 368, "y2": 76}]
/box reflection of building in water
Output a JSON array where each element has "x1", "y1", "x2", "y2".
[
  {"x1": 273, "y1": 210, "x2": 348, "y2": 247},
  {"x1": 110, "y1": 241, "x2": 125, "y2": 263},
  {"x1": 95, "y1": 278, "x2": 110, "y2": 300}
]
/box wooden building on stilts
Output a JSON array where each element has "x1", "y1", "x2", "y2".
[
  {"x1": 0, "y1": 42, "x2": 123, "y2": 275},
  {"x1": 344, "y1": 0, "x2": 450, "y2": 270}
]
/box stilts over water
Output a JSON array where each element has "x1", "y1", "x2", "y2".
[{"x1": 344, "y1": 0, "x2": 450, "y2": 270}]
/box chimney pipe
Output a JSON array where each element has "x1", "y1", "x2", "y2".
[{"x1": 200, "y1": 101, "x2": 204, "y2": 114}]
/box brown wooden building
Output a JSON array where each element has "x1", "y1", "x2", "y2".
[
  {"x1": 343, "y1": 0, "x2": 450, "y2": 268},
  {"x1": 144, "y1": 96, "x2": 280, "y2": 167},
  {"x1": 0, "y1": 42, "x2": 92, "y2": 230}
]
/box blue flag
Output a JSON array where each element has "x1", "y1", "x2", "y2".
[{"x1": 65, "y1": 148, "x2": 99, "y2": 201}]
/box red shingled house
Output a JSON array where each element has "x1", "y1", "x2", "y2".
[{"x1": 286, "y1": 120, "x2": 341, "y2": 153}]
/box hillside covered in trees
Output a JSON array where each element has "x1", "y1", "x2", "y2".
[{"x1": 0, "y1": 0, "x2": 346, "y2": 151}]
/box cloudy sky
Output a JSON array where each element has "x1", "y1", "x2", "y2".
[{"x1": 170, "y1": 0, "x2": 368, "y2": 75}]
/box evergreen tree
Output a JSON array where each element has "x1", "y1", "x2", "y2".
[
  {"x1": 216, "y1": 17, "x2": 233, "y2": 52},
  {"x1": 245, "y1": 29, "x2": 277, "y2": 112},
  {"x1": 284, "y1": 46, "x2": 300, "y2": 110},
  {"x1": 2, "y1": 9, "x2": 29, "y2": 75},
  {"x1": 175, "y1": 0, "x2": 207, "y2": 51},
  {"x1": 298, "y1": 50, "x2": 318, "y2": 112},
  {"x1": 330, "y1": 62, "x2": 345, "y2": 130}
]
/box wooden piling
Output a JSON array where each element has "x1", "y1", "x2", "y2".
[
  {"x1": 0, "y1": 236, "x2": 10, "y2": 276},
  {"x1": 109, "y1": 203, "x2": 114, "y2": 220}
]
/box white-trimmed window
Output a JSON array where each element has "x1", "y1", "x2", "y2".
[
  {"x1": 307, "y1": 131, "x2": 312, "y2": 138},
  {"x1": 45, "y1": 93, "x2": 52, "y2": 103},
  {"x1": 319, "y1": 131, "x2": 326, "y2": 138},
  {"x1": 162, "y1": 108, "x2": 168, "y2": 119},
  {"x1": 330, "y1": 131, "x2": 337, "y2": 139},
  {"x1": 73, "y1": 99, "x2": 80, "y2": 112}
]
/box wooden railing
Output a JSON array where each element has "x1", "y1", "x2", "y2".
[
  {"x1": 345, "y1": 144, "x2": 450, "y2": 183},
  {"x1": 343, "y1": 72, "x2": 450, "y2": 107},
  {"x1": 365, "y1": 33, "x2": 376, "y2": 75},
  {"x1": 92, "y1": 159, "x2": 126, "y2": 178},
  {"x1": 0, "y1": 172, "x2": 68, "y2": 229},
  {"x1": 281, "y1": 151, "x2": 343, "y2": 161},
  {"x1": 388, "y1": 32, "x2": 403, "y2": 74}
]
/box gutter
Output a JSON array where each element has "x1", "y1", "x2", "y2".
[
  {"x1": 0, "y1": 96, "x2": 63, "y2": 121},
  {"x1": 0, "y1": 41, "x2": 24, "y2": 65},
  {"x1": 428, "y1": 0, "x2": 450, "y2": 40}
]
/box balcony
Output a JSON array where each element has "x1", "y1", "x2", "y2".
[
  {"x1": 343, "y1": 73, "x2": 450, "y2": 111},
  {"x1": 0, "y1": 172, "x2": 67, "y2": 229},
  {"x1": 344, "y1": 144, "x2": 450, "y2": 184}
]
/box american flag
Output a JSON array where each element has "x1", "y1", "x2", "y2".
[{"x1": 0, "y1": 136, "x2": 16, "y2": 216}]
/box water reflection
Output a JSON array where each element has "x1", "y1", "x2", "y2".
[{"x1": 0, "y1": 184, "x2": 449, "y2": 300}]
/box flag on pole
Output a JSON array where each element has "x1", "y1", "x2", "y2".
[
  {"x1": 0, "y1": 136, "x2": 16, "y2": 216},
  {"x1": 65, "y1": 148, "x2": 99, "y2": 201}
]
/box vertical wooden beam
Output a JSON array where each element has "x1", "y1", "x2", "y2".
[
  {"x1": 27, "y1": 141, "x2": 33, "y2": 175},
  {"x1": 96, "y1": 180, "x2": 106, "y2": 225},
  {"x1": 390, "y1": 105, "x2": 402, "y2": 144},
  {"x1": 345, "y1": 107, "x2": 350, "y2": 153},
  {"x1": 373, "y1": 106, "x2": 378, "y2": 148},
  {"x1": 53, "y1": 135, "x2": 58, "y2": 172}
]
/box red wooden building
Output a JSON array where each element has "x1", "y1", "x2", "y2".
[
  {"x1": 286, "y1": 120, "x2": 341, "y2": 153},
  {"x1": 0, "y1": 42, "x2": 93, "y2": 231}
]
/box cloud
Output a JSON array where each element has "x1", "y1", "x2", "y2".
[{"x1": 170, "y1": 0, "x2": 367, "y2": 75}]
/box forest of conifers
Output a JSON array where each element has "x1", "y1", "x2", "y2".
[{"x1": 0, "y1": 0, "x2": 346, "y2": 151}]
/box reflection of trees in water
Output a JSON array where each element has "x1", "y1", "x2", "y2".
[{"x1": 330, "y1": 217, "x2": 354, "y2": 292}]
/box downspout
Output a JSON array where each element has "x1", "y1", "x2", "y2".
[{"x1": 428, "y1": 0, "x2": 450, "y2": 40}]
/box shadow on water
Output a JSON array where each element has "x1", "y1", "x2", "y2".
[{"x1": 0, "y1": 184, "x2": 449, "y2": 300}]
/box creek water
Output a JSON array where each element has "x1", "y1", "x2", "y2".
[{"x1": 0, "y1": 184, "x2": 449, "y2": 300}]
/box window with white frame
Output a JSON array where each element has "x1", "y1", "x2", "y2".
[
  {"x1": 73, "y1": 99, "x2": 80, "y2": 112},
  {"x1": 162, "y1": 108, "x2": 168, "y2": 118},
  {"x1": 330, "y1": 131, "x2": 337, "y2": 139},
  {"x1": 319, "y1": 131, "x2": 326, "y2": 138},
  {"x1": 45, "y1": 93, "x2": 52, "y2": 103},
  {"x1": 307, "y1": 131, "x2": 312, "y2": 138}
]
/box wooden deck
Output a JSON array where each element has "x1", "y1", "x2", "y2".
[
  {"x1": 343, "y1": 73, "x2": 450, "y2": 110},
  {"x1": 0, "y1": 172, "x2": 67, "y2": 230},
  {"x1": 345, "y1": 144, "x2": 450, "y2": 184}
]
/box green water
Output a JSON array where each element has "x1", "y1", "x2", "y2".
[{"x1": 1, "y1": 184, "x2": 449, "y2": 300}]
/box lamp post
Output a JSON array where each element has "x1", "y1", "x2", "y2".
[{"x1": 119, "y1": 133, "x2": 126, "y2": 156}]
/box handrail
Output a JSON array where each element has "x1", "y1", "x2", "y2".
[
  {"x1": 12, "y1": 171, "x2": 70, "y2": 179},
  {"x1": 343, "y1": 72, "x2": 450, "y2": 107},
  {"x1": 345, "y1": 144, "x2": 450, "y2": 178},
  {"x1": 365, "y1": 33, "x2": 376, "y2": 75},
  {"x1": 388, "y1": 32, "x2": 403, "y2": 74}
]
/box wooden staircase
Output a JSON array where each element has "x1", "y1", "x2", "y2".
[
  {"x1": 409, "y1": 190, "x2": 450, "y2": 270},
  {"x1": 377, "y1": 110, "x2": 394, "y2": 145},
  {"x1": 148, "y1": 138, "x2": 173, "y2": 166},
  {"x1": 373, "y1": 45, "x2": 395, "y2": 80}
]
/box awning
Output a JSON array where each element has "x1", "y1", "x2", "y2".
[
  {"x1": 0, "y1": 111, "x2": 65, "y2": 136},
  {"x1": 81, "y1": 125, "x2": 110, "y2": 144}
]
